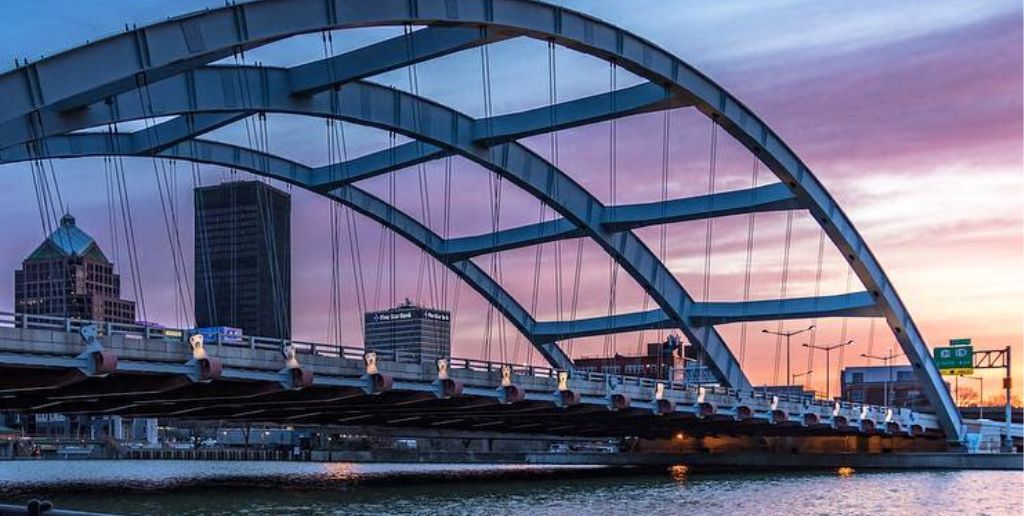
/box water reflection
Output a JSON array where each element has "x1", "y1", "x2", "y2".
[
  {"x1": 668, "y1": 464, "x2": 690, "y2": 482},
  {"x1": 0, "y1": 461, "x2": 1019, "y2": 516}
]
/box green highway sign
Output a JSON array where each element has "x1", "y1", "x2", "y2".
[
  {"x1": 949, "y1": 338, "x2": 972, "y2": 347},
  {"x1": 934, "y1": 344, "x2": 973, "y2": 375}
]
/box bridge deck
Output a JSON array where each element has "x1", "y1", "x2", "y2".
[{"x1": 0, "y1": 314, "x2": 946, "y2": 439}]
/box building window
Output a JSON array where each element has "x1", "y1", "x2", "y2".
[
  {"x1": 851, "y1": 372, "x2": 864, "y2": 384},
  {"x1": 896, "y1": 371, "x2": 914, "y2": 382},
  {"x1": 850, "y1": 390, "x2": 864, "y2": 402},
  {"x1": 624, "y1": 364, "x2": 644, "y2": 375}
]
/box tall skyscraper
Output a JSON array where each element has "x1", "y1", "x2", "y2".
[
  {"x1": 15, "y1": 213, "x2": 136, "y2": 323},
  {"x1": 365, "y1": 300, "x2": 451, "y2": 360},
  {"x1": 194, "y1": 181, "x2": 291, "y2": 339}
]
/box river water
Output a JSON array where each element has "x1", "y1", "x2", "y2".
[{"x1": 0, "y1": 460, "x2": 1020, "y2": 515}]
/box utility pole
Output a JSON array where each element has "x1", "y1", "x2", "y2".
[
  {"x1": 763, "y1": 325, "x2": 814, "y2": 387},
  {"x1": 862, "y1": 348, "x2": 900, "y2": 407},
  {"x1": 803, "y1": 340, "x2": 853, "y2": 400}
]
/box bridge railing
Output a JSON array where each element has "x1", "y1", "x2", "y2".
[{"x1": 0, "y1": 311, "x2": 927, "y2": 423}]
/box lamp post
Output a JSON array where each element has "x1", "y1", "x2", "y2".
[
  {"x1": 803, "y1": 340, "x2": 853, "y2": 400},
  {"x1": 963, "y1": 376, "x2": 984, "y2": 419},
  {"x1": 763, "y1": 325, "x2": 814, "y2": 386},
  {"x1": 861, "y1": 347, "x2": 901, "y2": 407},
  {"x1": 792, "y1": 370, "x2": 813, "y2": 392},
  {"x1": 794, "y1": 370, "x2": 811, "y2": 387}
]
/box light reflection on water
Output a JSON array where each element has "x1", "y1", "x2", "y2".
[{"x1": 0, "y1": 461, "x2": 1021, "y2": 516}]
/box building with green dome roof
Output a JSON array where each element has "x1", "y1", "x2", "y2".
[{"x1": 14, "y1": 213, "x2": 136, "y2": 323}]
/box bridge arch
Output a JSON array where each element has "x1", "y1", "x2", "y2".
[
  {"x1": 1, "y1": 74, "x2": 751, "y2": 388},
  {"x1": 0, "y1": 0, "x2": 962, "y2": 439}
]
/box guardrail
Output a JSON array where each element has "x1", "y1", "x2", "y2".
[{"x1": 0, "y1": 311, "x2": 915, "y2": 419}]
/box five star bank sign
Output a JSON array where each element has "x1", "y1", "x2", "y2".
[{"x1": 934, "y1": 338, "x2": 973, "y2": 376}]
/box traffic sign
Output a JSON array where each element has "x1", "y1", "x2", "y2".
[
  {"x1": 949, "y1": 338, "x2": 972, "y2": 347},
  {"x1": 934, "y1": 345, "x2": 973, "y2": 375}
]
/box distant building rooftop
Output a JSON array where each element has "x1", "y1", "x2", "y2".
[{"x1": 25, "y1": 213, "x2": 108, "y2": 263}]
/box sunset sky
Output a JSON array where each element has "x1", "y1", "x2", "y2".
[{"x1": 0, "y1": 1, "x2": 1020, "y2": 400}]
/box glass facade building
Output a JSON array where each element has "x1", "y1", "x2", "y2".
[
  {"x1": 194, "y1": 181, "x2": 291, "y2": 339},
  {"x1": 14, "y1": 213, "x2": 135, "y2": 324},
  {"x1": 364, "y1": 300, "x2": 451, "y2": 360}
]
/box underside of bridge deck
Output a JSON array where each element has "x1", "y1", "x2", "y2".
[{"x1": 0, "y1": 362, "x2": 944, "y2": 441}]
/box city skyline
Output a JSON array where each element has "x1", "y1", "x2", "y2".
[
  {"x1": 0, "y1": 0, "x2": 1019, "y2": 399},
  {"x1": 0, "y1": 3, "x2": 1019, "y2": 508}
]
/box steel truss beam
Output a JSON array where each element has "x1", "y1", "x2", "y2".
[
  {"x1": 442, "y1": 218, "x2": 584, "y2": 261},
  {"x1": 2, "y1": 69, "x2": 751, "y2": 390},
  {"x1": 289, "y1": 26, "x2": 512, "y2": 96},
  {"x1": 475, "y1": 82, "x2": 686, "y2": 144},
  {"x1": 532, "y1": 292, "x2": 880, "y2": 342},
  {"x1": 441, "y1": 183, "x2": 799, "y2": 260},
  {"x1": 0, "y1": 0, "x2": 960, "y2": 438},
  {"x1": 0, "y1": 134, "x2": 568, "y2": 371}
]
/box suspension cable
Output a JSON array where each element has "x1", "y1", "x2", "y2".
[
  {"x1": 138, "y1": 80, "x2": 194, "y2": 326},
  {"x1": 603, "y1": 62, "x2": 620, "y2": 360},
  {"x1": 698, "y1": 117, "x2": 720, "y2": 378},
  {"x1": 772, "y1": 209, "x2": 796, "y2": 386},
  {"x1": 636, "y1": 111, "x2": 671, "y2": 357},
  {"x1": 403, "y1": 24, "x2": 440, "y2": 310},
  {"x1": 106, "y1": 116, "x2": 148, "y2": 322},
  {"x1": 26, "y1": 112, "x2": 73, "y2": 316},
  {"x1": 323, "y1": 29, "x2": 346, "y2": 345},
  {"x1": 479, "y1": 39, "x2": 508, "y2": 362},
  {"x1": 523, "y1": 39, "x2": 560, "y2": 366},
  {"x1": 738, "y1": 157, "x2": 760, "y2": 366},
  {"x1": 835, "y1": 265, "x2": 854, "y2": 392},
  {"x1": 866, "y1": 317, "x2": 877, "y2": 358},
  {"x1": 440, "y1": 154, "x2": 454, "y2": 311},
  {"x1": 190, "y1": 131, "x2": 219, "y2": 328},
  {"x1": 805, "y1": 228, "x2": 827, "y2": 390}
]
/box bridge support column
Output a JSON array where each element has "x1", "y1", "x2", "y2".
[
  {"x1": 278, "y1": 343, "x2": 313, "y2": 390},
  {"x1": 605, "y1": 375, "x2": 630, "y2": 411},
  {"x1": 553, "y1": 371, "x2": 580, "y2": 408},
  {"x1": 496, "y1": 366, "x2": 525, "y2": 404},
  {"x1": 185, "y1": 334, "x2": 223, "y2": 382},
  {"x1": 75, "y1": 325, "x2": 117, "y2": 377},
  {"x1": 651, "y1": 383, "x2": 675, "y2": 415},
  {"x1": 433, "y1": 358, "x2": 463, "y2": 399},
  {"x1": 361, "y1": 352, "x2": 393, "y2": 395},
  {"x1": 694, "y1": 387, "x2": 716, "y2": 419}
]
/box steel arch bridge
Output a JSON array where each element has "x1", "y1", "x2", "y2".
[{"x1": 0, "y1": 0, "x2": 962, "y2": 441}]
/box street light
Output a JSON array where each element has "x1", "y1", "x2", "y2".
[
  {"x1": 861, "y1": 347, "x2": 901, "y2": 407},
  {"x1": 803, "y1": 340, "x2": 854, "y2": 400},
  {"x1": 962, "y1": 376, "x2": 984, "y2": 419},
  {"x1": 792, "y1": 370, "x2": 813, "y2": 388},
  {"x1": 763, "y1": 325, "x2": 815, "y2": 386}
]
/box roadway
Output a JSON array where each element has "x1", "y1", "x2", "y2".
[{"x1": 0, "y1": 313, "x2": 960, "y2": 441}]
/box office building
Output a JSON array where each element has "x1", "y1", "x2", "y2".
[
  {"x1": 575, "y1": 336, "x2": 687, "y2": 381},
  {"x1": 841, "y1": 365, "x2": 948, "y2": 410},
  {"x1": 364, "y1": 300, "x2": 451, "y2": 360},
  {"x1": 14, "y1": 213, "x2": 135, "y2": 323},
  {"x1": 194, "y1": 181, "x2": 291, "y2": 339},
  {"x1": 680, "y1": 341, "x2": 718, "y2": 385}
]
